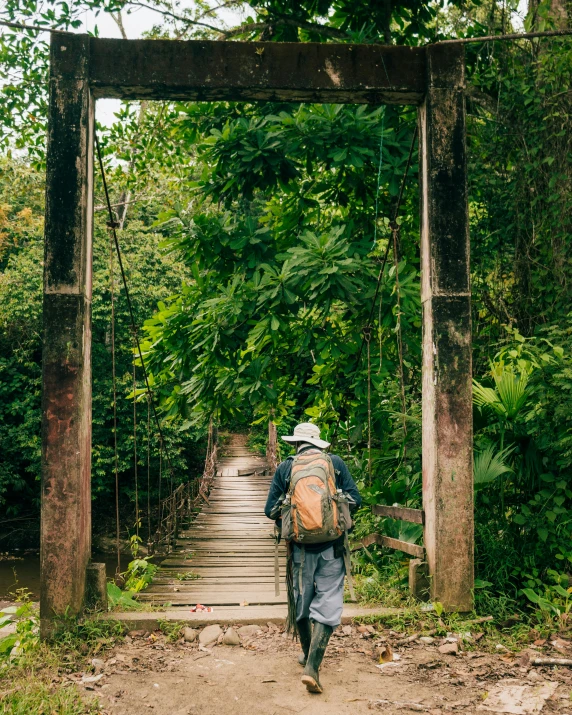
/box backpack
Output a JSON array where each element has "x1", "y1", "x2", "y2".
[{"x1": 280, "y1": 448, "x2": 350, "y2": 544}]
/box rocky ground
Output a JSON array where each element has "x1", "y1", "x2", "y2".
[{"x1": 67, "y1": 621, "x2": 572, "y2": 715}]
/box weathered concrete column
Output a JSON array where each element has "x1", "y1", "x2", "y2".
[
  {"x1": 41, "y1": 33, "x2": 94, "y2": 634},
  {"x1": 86, "y1": 563, "x2": 108, "y2": 612},
  {"x1": 419, "y1": 43, "x2": 473, "y2": 611}
]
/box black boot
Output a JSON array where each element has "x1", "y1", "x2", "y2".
[
  {"x1": 297, "y1": 618, "x2": 312, "y2": 666},
  {"x1": 301, "y1": 622, "x2": 333, "y2": 694}
]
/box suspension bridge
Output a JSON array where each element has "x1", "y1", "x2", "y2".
[{"x1": 139, "y1": 434, "x2": 288, "y2": 608}]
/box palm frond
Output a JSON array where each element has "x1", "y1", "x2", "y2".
[
  {"x1": 473, "y1": 380, "x2": 506, "y2": 416},
  {"x1": 474, "y1": 443, "x2": 514, "y2": 487},
  {"x1": 492, "y1": 364, "x2": 531, "y2": 419},
  {"x1": 473, "y1": 361, "x2": 532, "y2": 421}
]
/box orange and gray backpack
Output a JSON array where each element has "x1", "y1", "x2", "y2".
[
  {"x1": 276, "y1": 448, "x2": 356, "y2": 614},
  {"x1": 280, "y1": 449, "x2": 351, "y2": 544}
]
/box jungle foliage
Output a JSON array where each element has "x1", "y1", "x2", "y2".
[{"x1": 1, "y1": 0, "x2": 572, "y2": 617}]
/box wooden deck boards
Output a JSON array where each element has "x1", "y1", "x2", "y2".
[{"x1": 141, "y1": 434, "x2": 287, "y2": 608}]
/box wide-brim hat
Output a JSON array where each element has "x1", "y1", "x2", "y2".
[{"x1": 281, "y1": 422, "x2": 330, "y2": 450}]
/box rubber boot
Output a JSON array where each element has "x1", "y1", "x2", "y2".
[
  {"x1": 297, "y1": 618, "x2": 312, "y2": 666},
  {"x1": 301, "y1": 622, "x2": 333, "y2": 694}
]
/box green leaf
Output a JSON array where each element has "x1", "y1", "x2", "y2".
[
  {"x1": 433, "y1": 601, "x2": 444, "y2": 617},
  {"x1": 521, "y1": 587, "x2": 540, "y2": 604},
  {"x1": 474, "y1": 579, "x2": 492, "y2": 589}
]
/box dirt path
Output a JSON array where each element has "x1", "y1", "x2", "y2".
[{"x1": 78, "y1": 623, "x2": 572, "y2": 715}]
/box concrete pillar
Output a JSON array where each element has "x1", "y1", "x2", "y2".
[
  {"x1": 41, "y1": 33, "x2": 94, "y2": 634},
  {"x1": 419, "y1": 43, "x2": 473, "y2": 611},
  {"x1": 86, "y1": 563, "x2": 108, "y2": 612},
  {"x1": 408, "y1": 559, "x2": 430, "y2": 602}
]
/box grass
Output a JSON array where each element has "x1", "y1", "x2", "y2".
[
  {"x1": 0, "y1": 658, "x2": 101, "y2": 714},
  {"x1": 351, "y1": 555, "x2": 412, "y2": 609},
  {"x1": 157, "y1": 619, "x2": 185, "y2": 642},
  {"x1": 352, "y1": 591, "x2": 571, "y2": 653},
  {"x1": 0, "y1": 604, "x2": 126, "y2": 715},
  {"x1": 349, "y1": 550, "x2": 572, "y2": 653}
]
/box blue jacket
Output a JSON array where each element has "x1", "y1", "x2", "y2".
[{"x1": 264, "y1": 447, "x2": 362, "y2": 552}]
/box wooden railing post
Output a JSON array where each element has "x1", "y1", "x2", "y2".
[{"x1": 266, "y1": 418, "x2": 278, "y2": 475}]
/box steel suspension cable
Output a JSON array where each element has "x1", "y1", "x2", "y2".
[
  {"x1": 95, "y1": 133, "x2": 177, "y2": 482},
  {"x1": 109, "y1": 233, "x2": 121, "y2": 575},
  {"x1": 355, "y1": 124, "x2": 418, "y2": 369},
  {"x1": 372, "y1": 110, "x2": 386, "y2": 250},
  {"x1": 147, "y1": 394, "x2": 152, "y2": 548},
  {"x1": 133, "y1": 347, "x2": 139, "y2": 540},
  {"x1": 157, "y1": 446, "x2": 163, "y2": 543},
  {"x1": 391, "y1": 223, "x2": 407, "y2": 437},
  {"x1": 365, "y1": 329, "x2": 372, "y2": 484}
]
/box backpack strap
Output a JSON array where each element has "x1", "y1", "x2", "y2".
[
  {"x1": 298, "y1": 544, "x2": 305, "y2": 597},
  {"x1": 274, "y1": 523, "x2": 281, "y2": 596},
  {"x1": 343, "y1": 530, "x2": 357, "y2": 602},
  {"x1": 284, "y1": 455, "x2": 295, "y2": 491}
]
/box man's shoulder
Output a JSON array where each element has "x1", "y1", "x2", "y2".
[
  {"x1": 329, "y1": 453, "x2": 346, "y2": 467},
  {"x1": 276, "y1": 457, "x2": 294, "y2": 473}
]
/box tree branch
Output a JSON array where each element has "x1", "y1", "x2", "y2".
[
  {"x1": 110, "y1": 10, "x2": 128, "y2": 40},
  {"x1": 196, "y1": 1, "x2": 242, "y2": 21},
  {"x1": 125, "y1": 2, "x2": 227, "y2": 34},
  {"x1": 225, "y1": 15, "x2": 350, "y2": 40}
]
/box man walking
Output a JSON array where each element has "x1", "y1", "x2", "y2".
[{"x1": 265, "y1": 422, "x2": 361, "y2": 694}]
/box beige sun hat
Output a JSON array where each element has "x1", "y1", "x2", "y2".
[{"x1": 281, "y1": 422, "x2": 330, "y2": 450}]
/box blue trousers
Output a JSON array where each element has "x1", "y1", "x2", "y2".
[{"x1": 292, "y1": 545, "x2": 345, "y2": 628}]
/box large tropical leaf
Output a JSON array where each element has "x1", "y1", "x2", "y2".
[
  {"x1": 473, "y1": 361, "x2": 532, "y2": 420},
  {"x1": 492, "y1": 363, "x2": 532, "y2": 419},
  {"x1": 473, "y1": 443, "x2": 514, "y2": 488}
]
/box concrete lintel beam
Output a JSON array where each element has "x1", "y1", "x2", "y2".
[{"x1": 88, "y1": 38, "x2": 426, "y2": 104}]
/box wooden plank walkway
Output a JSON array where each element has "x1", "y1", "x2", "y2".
[{"x1": 138, "y1": 434, "x2": 287, "y2": 607}]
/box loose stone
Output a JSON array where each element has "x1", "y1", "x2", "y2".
[
  {"x1": 223, "y1": 627, "x2": 240, "y2": 646},
  {"x1": 199, "y1": 624, "x2": 223, "y2": 646},
  {"x1": 183, "y1": 628, "x2": 198, "y2": 643},
  {"x1": 238, "y1": 625, "x2": 260, "y2": 639}
]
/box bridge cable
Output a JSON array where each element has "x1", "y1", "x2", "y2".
[
  {"x1": 133, "y1": 347, "x2": 139, "y2": 540},
  {"x1": 96, "y1": 132, "x2": 180, "y2": 554},
  {"x1": 351, "y1": 124, "x2": 417, "y2": 470},
  {"x1": 147, "y1": 394, "x2": 152, "y2": 549},
  {"x1": 355, "y1": 124, "x2": 418, "y2": 370},
  {"x1": 108, "y1": 230, "x2": 121, "y2": 575},
  {"x1": 95, "y1": 133, "x2": 177, "y2": 481}
]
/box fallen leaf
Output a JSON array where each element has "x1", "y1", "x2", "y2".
[
  {"x1": 377, "y1": 643, "x2": 393, "y2": 664},
  {"x1": 438, "y1": 642, "x2": 458, "y2": 656},
  {"x1": 550, "y1": 638, "x2": 569, "y2": 654}
]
